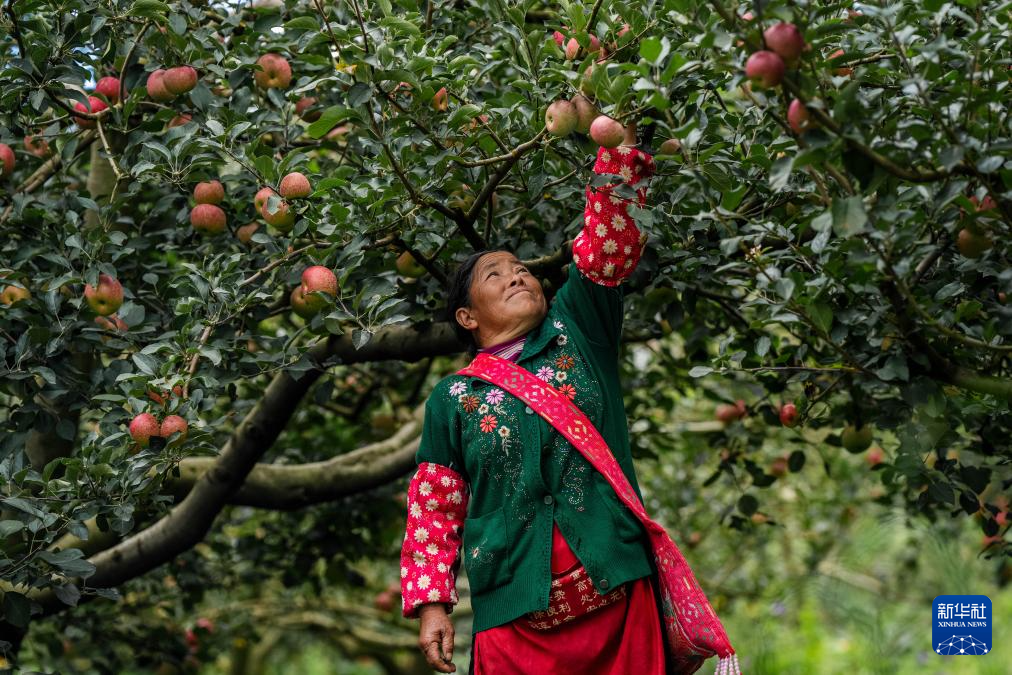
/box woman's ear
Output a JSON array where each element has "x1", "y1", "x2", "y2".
[{"x1": 455, "y1": 306, "x2": 477, "y2": 332}]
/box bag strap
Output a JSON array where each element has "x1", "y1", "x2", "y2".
[{"x1": 457, "y1": 352, "x2": 653, "y2": 528}]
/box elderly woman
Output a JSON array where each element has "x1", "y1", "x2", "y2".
[{"x1": 400, "y1": 128, "x2": 666, "y2": 674}]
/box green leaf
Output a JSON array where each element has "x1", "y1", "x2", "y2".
[
  {"x1": 132, "y1": 353, "x2": 159, "y2": 376},
  {"x1": 808, "y1": 303, "x2": 833, "y2": 333},
  {"x1": 831, "y1": 196, "x2": 867, "y2": 236},
  {"x1": 688, "y1": 366, "x2": 713, "y2": 378},
  {"x1": 127, "y1": 0, "x2": 169, "y2": 21},
  {"x1": 737, "y1": 494, "x2": 759, "y2": 516},
  {"x1": 0, "y1": 520, "x2": 24, "y2": 538},
  {"x1": 769, "y1": 156, "x2": 793, "y2": 191},
  {"x1": 2, "y1": 591, "x2": 30, "y2": 628},
  {"x1": 380, "y1": 16, "x2": 421, "y2": 37},
  {"x1": 640, "y1": 37, "x2": 662, "y2": 63}
]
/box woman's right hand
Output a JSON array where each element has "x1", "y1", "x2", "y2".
[{"x1": 418, "y1": 603, "x2": 457, "y2": 672}]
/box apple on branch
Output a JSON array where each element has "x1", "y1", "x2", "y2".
[
  {"x1": 0, "y1": 143, "x2": 14, "y2": 177},
  {"x1": 279, "y1": 172, "x2": 312, "y2": 199},
  {"x1": 163, "y1": 66, "x2": 198, "y2": 96},
  {"x1": 84, "y1": 274, "x2": 124, "y2": 316},
  {"x1": 73, "y1": 96, "x2": 108, "y2": 129},
  {"x1": 95, "y1": 76, "x2": 121, "y2": 104},
  {"x1": 193, "y1": 180, "x2": 225, "y2": 205},
  {"x1": 146, "y1": 69, "x2": 176, "y2": 102},
  {"x1": 254, "y1": 53, "x2": 292, "y2": 89},
  {"x1": 545, "y1": 99, "x2": 578, "y2": 137}
]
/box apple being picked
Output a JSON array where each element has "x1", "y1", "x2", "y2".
[
  {"x1": 300, "y1": 266, "x2": 338, "y2": 313},
  {"x1": 589, "y1": 115, "x2": 624, "y2": 148},
  {"x1": 254, "y1": 53, "x2": 292, "y2": 89},
  {"x1": 84, "y1": 273, "x2": 124, "y2": 316},
  {"x1": 545, "y1": 99, "x2": 578, "y2": 137}
]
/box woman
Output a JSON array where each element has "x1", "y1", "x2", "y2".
[{"x1": 400, "y1": 126, "x2": 665, "y2": 674}]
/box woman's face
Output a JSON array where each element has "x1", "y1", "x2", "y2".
[{"x1": 456, "y1": 251, "x2": 547, "y2": 347}]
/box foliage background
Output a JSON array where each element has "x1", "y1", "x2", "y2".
[{"x1": 1, "y1": 0, "x2": 1009, "y2": 672}]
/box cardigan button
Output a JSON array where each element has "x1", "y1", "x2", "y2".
[
  {"x1": 599, "y1": 579, "x2": 609, "y2": 590},
  {"x1": 543, "y1": 495, "x2": 554, "y2": 505},
  {"x1": 524, "y1": 406, "x2": 533, "y2": 414}
]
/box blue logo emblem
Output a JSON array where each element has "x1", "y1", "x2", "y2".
[{"x1": 933, "y1": 595, "x2": 991, "y2": 656}]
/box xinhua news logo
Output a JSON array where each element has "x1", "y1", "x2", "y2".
[{"x1": 933, "y1": 595, "x2": 991, "y2": 656}]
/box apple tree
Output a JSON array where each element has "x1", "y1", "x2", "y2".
[{"x1": 0, "y1": 0, "x2": 1009, "y2": 671}]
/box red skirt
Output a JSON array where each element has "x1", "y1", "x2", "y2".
[{"x1": 472, "y1": 522, "x2": 666, "y2": 675}]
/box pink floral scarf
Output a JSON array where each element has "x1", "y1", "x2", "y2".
[{"x1": 458, "y1": 352, "x2": 741, "y2": 674}]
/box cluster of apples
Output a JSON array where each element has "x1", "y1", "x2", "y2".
[
  {"x1": 544, "y1": 95, "x2": 633, "y2": 148},
  {"x1": 72, "y1": 76, "x2": 121, "y2": 129},
  {"x1": 290, "y1": 265, "x2": 338, "y2": 319},
  {"x1": 188, "y1": 170, "x2": 312, "y2": 239},
  {"x1": 743, "y1": 22, "x2": 825, "y2": 137},
  {"x1": 145, "y1": 66, "x2": 199, "y2": 102},
  {"x1": 128, "y1": 411, "x2": 188, "y2": 451},
  {"x1": 551, "y1": 23, "x2": 631, "y2": 62}
]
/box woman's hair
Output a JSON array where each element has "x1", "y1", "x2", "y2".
[{"x1": 445, "y1": 249, "x2": 507, "y2": 355}]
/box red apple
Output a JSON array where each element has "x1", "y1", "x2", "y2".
[
  {"x1": 827, "y1": 49, "x2": 853, "y2": 76},
  {"x1": 545, "y1": 99, "x2": 578, "y2": 137},
  {"x1": 301, "y1": 266, "x2": 338, "y2": 313},
  {"x1": 236, "y1": 222, "x2": 260, "y2": 244},
  {"x1": 254, "y1": 53, "x2": 292, "y2": 89},
  {"x1": 295, "y1": 96, "x2": 321, "y2": 122},
  {"x1": 589, "y1": 115, "x2": 624, "y2": 148},
  {"x1": 129, "y1": 413, "x2": 161, "y2": 447},
  {"x1": 787, "y1": 99, "x2": 815, "y2": 134},
  {"x1": 261, "y1": 198, "x2": 294, "y2": 231},
  {"x1": 160, "y1": 415, "x2": 188, "y2": 444},
  {"x1": 866, "y1": 446, "x2": 884, "y2": 467},
  {"x1": 146, "y1": 69, "x2": 175, "y2": 102},
  {"x1": 745, "y1": 50, "x2": 785, "y2": 89},
  {"x1": 193, "y1": 180, "x2": 224, "y2": 205},
  {"x1": 431, "y1": 86, "x2": 448, "y2": 111},
  {"x1": 73, "y1": 96, "x2": 108, "y2": 129},
  {"x1": 565, "y1": 37, "x2": 580, "y2": 60},
  {"x1": 190, "y1": 204, "x2": 226, "y2": 235},
  {"x1": 763, "y1": 23, "x2": 805, "y2": 67},
  {"x1": 552, "y1": 30, "x2": 565, "y2": 47},
  {"x1": 779, "y1": 402, "x2": 798, "y2": 427},
  {"x1": 570, "y1": 94, "x2": 597, "y2": 134},
  {"x1": 163, "y1": 66, "x2": 198, "y2": 95},
  {"x1": 254, "y1": 186, "x2": 276, "y2": 213},
  {"x1": 716, "y1": 399, "x2": 747, "y2": 424},
  {"x1": 94, "y1": 314, "x2": 128, "y2": 331},
  {"x1": 84, "y1": 274, "x2": 124, "y2": 316},
  {"x1": 167, "y1": 113, "x2": 193, "y2": 128},
  {"x1": 290, "y1": 286, "x2": 316, "y2": 319},
  {"x1": 23, "y1": 135, "x2": 51, "y2": 158},
  {"x1": 279, "y1": 172, "x2": 312, "y2": 198},
  {"x1": 998, "y1": 292, "x2": 1007, "y2": 305},
  {"x1": 1, "y1": 285, "x2": 30, "y2": 306},
  {"x1": 0, "y1": 143, "x2": 14, "y2": 176},
  {"x1": 95, "y1": 76, "x2": 121, "y2": 103},
  {"x1": 969, "y1": 195, "x2": 997, "y2": 213}
]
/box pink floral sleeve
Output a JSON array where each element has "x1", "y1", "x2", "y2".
[
  {"x1": 572, "y1": 145, "x2": 656, "y2": 286},
  {"x1": 400, "y1": 461, "x2": 470, "y2": 619}
]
